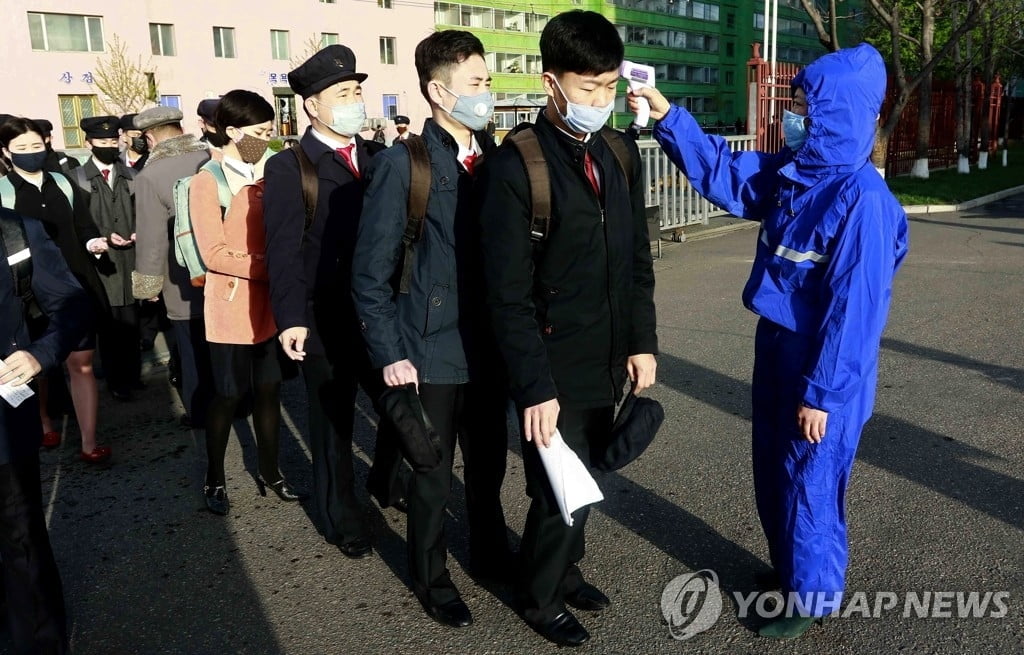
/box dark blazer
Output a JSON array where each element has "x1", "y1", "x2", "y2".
[
  {"x1": 351, "y1": 119, "x2": 495, "y2": 385},
  {"x1": 3, "y1": 170, "x2": 108, "y2": 315},
  {"x1": 78, "y1": 159, "x2": 136, "y2": 307},
  {"x1": 263, "y1": 127, "x2": 385, "y2": 359},
  {"x1": 475, "y1": 112, "x2": 658, "y2": 409},
  {"x1": 0, "y1": 209, "x2": 91, "y2": 465}
]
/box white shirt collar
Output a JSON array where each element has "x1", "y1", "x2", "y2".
[
  {"x1": 456, "y1": 135, "x2": 482, "y2": 165},
  {"x1": 310, "y1": 127, "x2": 358, "y2": 170},
  {"x1": 221, "y1": 156, "x2": 256, "y2": 195}
]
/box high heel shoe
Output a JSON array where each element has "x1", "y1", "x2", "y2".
[
  {"x1": 204, "y1": 485, "x2": 230, "y2": 515},
  {"x1": 256, "y1": 476, "x2": 306, "y2": 502}
]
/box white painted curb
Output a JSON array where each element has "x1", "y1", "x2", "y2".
[{"x1": 902, "y1": 184, "x2": 1024, "y2": 214}]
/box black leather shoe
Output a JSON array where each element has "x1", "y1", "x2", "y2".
[
  {"x1": 390, "y1": 496, "x2": 409, "y2": 513},
  {"x1": 204, "y1": 485, "x2": 229, "y2": 515},
  {"x1": 337, "y1": 538, "x2": 373, "y2": 559},
  {"x1": 528, "y1": 611, "x2": 590, "y2": 647},
  {"x1": 421, "y1": 598, "x2": 473, "y2": 629},
  {"x1": 565, "y1": 582, "x2": 610, "y2": 612}
]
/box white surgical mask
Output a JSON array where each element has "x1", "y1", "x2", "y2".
[
  {"x1": 319, "y1": 100, "x2": 366, "y2": 137},
  {"x1": 438, "y1": 84, "x2": 494, "y2": 132},
  {"x1": 551, "y1": 76, "x2": 614, "y2": 135}
]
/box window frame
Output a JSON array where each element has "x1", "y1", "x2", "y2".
[
  {"x1": 379, "y1": 36, "x2": 396, "y2": 65},
  {"x1": 29, "y1": 12, "x2": 104, "y2": 53},
  {"x1": 270, "y1": 29, "x2": 290, "y2": 61},
  {"x1": 149, "y1": 23, "x2": 175, "y2": 56},
  {"x1": 212, "y1": 26, "x2": 236, "y2": 59}
]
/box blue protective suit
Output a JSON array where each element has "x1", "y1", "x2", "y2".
[{"x1": 654, "y1": 43, "x2": 909, "y2": 615}]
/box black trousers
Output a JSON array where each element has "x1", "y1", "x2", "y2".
[
  {"x1": 518, "y1": 404, "x2": 613, "y2": 625},
  {"x1": 300, "y1": 354, "x2": 404, "y2": 545},
  {"x1": 171, "y1": 317, "x2": 213, "y2": 425},
  {"x1": 98, "y1": 303, "x2": 141, "y2": 392},
  {"x1": 0, "y1": 451, "x2": 68, "y2": 655},
  {"x1": 409, "y1": 382, "x2": 510, "y2": 606}
]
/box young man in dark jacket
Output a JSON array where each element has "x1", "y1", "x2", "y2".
[
  {"x1": 351, "y1": 30, "x2": 512, "y2": 629},
  {"x1": 475, "y1": 11, "x2": 658, "y2": 647},
  {"x1": 0, "y1": 208, "x2": 91, "y2": 655},
  {"x1": 263, "y1": 45, "x2": 403, "y2": 559},
  {"x1": 77, "y1": 116, "x2": 141, "y2": 400}
]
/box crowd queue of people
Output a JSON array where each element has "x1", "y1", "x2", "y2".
[{"x1": 0, "y1": 10, "x2": 907, "y2": 654}]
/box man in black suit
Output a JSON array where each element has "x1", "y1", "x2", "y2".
[
  {"x1": 0, "y1": 208, "x2": 91, "y2": 655},
  {"x1": 263, "y1": 44, "x2": 404, "y2": 559},
  {"x1": 391, "y1": 115, "x2": 415, "y2": 144}
]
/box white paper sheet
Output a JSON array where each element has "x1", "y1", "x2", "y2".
[
  {"x1": 0, "y1": 359, "x2": 35, "y2": 408},
  {"x1": 536, "y1": 429, "x2": 605, "y2": 526}
]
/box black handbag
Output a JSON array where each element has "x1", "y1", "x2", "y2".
[
  {"x1": 591, "y1": 388, "x2": 664, "y2": 473},
  {"x1": 378, "y1": 383, "x2": 443, "y2": 473}
]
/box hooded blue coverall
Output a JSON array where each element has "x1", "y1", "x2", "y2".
[{"x1": 653, "y1": 43, "x2": 909, "y2": 615}]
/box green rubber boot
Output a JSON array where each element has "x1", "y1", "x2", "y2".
[{"x1": 757, "y1": 615, "x2": 821, "y2": 639}]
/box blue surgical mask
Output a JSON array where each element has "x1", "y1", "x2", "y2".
[
  {"x1": 552, "y1": 76, "x2": 615, "y2": 135},
  {"x1": 319, "y1": 101, "x2": 366, "y2": 137},
  {"x1": 782, "y1": 109, "x2": 808, "y2": 151},
  {"x1": 10, "y1": 150, "x2": 48, "y2": 173},
  {"x1": 439, "y1": 84, "x2": 494, "y2": 132}
]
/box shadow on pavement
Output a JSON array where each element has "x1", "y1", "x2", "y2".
[{"x1": 882, "y1": 338, "x2": 1024, "y2": 394}]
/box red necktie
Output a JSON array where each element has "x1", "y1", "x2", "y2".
[
  {"x1": 101, "y1": 169, "x2": 110, "y2": 183},
  {"x1": 583, "y1": 152, "x2": 600, "y2": 195},
  {"x1": 336, "y1": 144, "x2": 359, "y2": 179},
  {"x1": 462, "y1": 153, "x2": 477, "y2": 175}
]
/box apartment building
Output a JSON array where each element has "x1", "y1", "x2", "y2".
[{"x1": 4, "y1": 0, "x2": 435, "y2": 149}]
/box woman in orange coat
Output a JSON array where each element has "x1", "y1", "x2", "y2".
[{"x1": 190, "y1": 90, "x2": 303, "y2": 515}]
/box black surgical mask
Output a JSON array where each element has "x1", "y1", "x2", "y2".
[
  {"x1": 130, "y1": 137, "x2": 148, "y2": 155},
  {"x1": 91, "y1": 146, "x2": 120, "y2": 166},
  {"x1": 204, "y1": 129, "x2": 230, "y2": 148},
  {"x1": 10, "y1": 151, "x2": 48, "y2": 173}
]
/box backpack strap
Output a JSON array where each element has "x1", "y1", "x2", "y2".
[
  {"x1": 198, "y1": 160, "x2": 233, "y2": 208},
  {"x1": 291, "y1": 146, "x2": 319, "y2": 230},
  {"x1": 0, "y1": 209, "x2": 40, "y2": 320},
  {"x1": 0, "y1": 176, "x2": 15, "y2": 210},
  {"x1": 506, "y1": 128, "x2": 552, "y2": 242},
  {"x1": 49, "y1": 172, "x2": 76, "y2": 210},
  {"x1": 398, "y1": 135, "x2": 432, "y2": 294},
  {"x1": 600, "y1": 126, "x2": 635, "y2": 183}
]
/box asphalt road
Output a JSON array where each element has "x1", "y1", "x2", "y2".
[{"x1": 6, "y1": 197, "x2": 1022, "y2": 655}]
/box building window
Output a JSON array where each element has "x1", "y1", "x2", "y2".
[
  {"x1": 320, "y1": 0, "x2": 336, "y2": 3},
  {"x1": 726, "y1": 12, "x2": 735, "y2": 29},
  {"x1": 57, "y1": 94, "x2": 98, "y2": 147},
  {"x1": 379, "y1": 37, "x2": 396, "y2": 64},
  {"x1": 725, "y1": 71, "x2": 735, "y2": 85},
  {"x1": 149, "y1": 23, "x2": 175, "y2": 56},
  {"x1": 726, "y1": 42, "x2": 734, "y2": 57},
  {"x1": 271, "y1": 30, "x2": 290, "y2": 60},
  {"x1": 379, "y1": 0, "x2": 392, "y2": 7},
  {"x1": 382, "y1": 95, "x2": 398, "y2": 120},
  {"x1": 213, "y1": 26, "x2": 236, "y2": 58},
  {"x1": 28, "y1": 13, "x2": 104, "y2": 52},
  {"x1": 321, "y1": 32, "x2": 339, "y2": 47},
  {"x1": 158, "y1": 95, "x2": 181, "y2": 109}
]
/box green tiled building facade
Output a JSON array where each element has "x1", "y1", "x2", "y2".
[{"x1": 434, "y1": 0, "x2": 863, "y2": 130}]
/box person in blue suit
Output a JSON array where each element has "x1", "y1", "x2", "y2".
[
  {"x1": 631, "y1": 43, "x2": 909, "y2": 638},
  {"x1": 0, "y1": 207, "x2": 91, "y2": 654}
]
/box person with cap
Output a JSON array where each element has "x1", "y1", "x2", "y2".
[
  {"x1": 131, "y1": 106, "x2": 214, "y2": 430},
  {"x1": 76, "y1": 115, "x2": 143, "y2": 402},
  {"x1": 635, "y1": 42, "x2": 908, "y2": 638},
  {"x1": 474, "y1": 12, "x2": 658, "y2": 646},
  {"x1": 197, "y1": 98, "x2": 229, "y2": 148},
  {"x1": 392, "y1": 115, "x2": 415, "y2": 143},
  {"x1": 263, "y1": 43, "x2": 404, "y2": 559},
  {"x1": 0, "y1": 203, "x2": 92, "y2": 655},
  {"x1": 119, "y1": 114, "x2": 149, "y2": 170},
  {"x1": 0, "y1": 117, "x2": 113, "y2": 463},
  {"x1": 352, "y1": 30, "x2": 513, "y2": 629},
  {"x1": 32, "y1": 119, "x2": 81, "y2": 176}
]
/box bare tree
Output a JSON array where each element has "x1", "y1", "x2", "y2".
[
  {"x1": 92, "y1": 34, "x2": 156, "y2": 115},
  {"x1": 799, "y1": 0, "x2": 842, "y2": 51},
  {"x1": 866, "y1": 0, "x2": 993, "y2": 169},
  {"x1": 290, "y1": 34, "x2": 324, "y2": 70}
]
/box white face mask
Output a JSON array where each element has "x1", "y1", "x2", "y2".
[
  {"x1": 318, "y1": 100, "x2": 366, "y2": 137},
  {"x1": 551, "y1": 76, "x2": 614, "y2": 135}
]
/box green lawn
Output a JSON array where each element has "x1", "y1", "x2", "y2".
[{"x1": 887, "y1": 147, "x2": 1024, "y2": 205}]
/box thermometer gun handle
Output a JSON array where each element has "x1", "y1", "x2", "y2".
[{"x1": 630, "y1": 83, "x2": 651, "y2": 128}]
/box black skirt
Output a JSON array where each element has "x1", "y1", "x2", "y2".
[{"x1": 208, "y1": 338, "x2": 296, "y2": 398}]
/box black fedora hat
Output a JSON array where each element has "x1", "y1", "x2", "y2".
[
  {"x1": 591, "y1": 389, "x2": 664, "y2": 472},
  {"x1": 378, "y1": 383, "x2": 442, "y2": 473}
]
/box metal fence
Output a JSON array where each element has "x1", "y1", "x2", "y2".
[{"x1": 637, "y1": 135, "x2": 758, "y2": 232}]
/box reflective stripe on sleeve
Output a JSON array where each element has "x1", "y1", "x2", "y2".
[{"x1": 760, "y1": 229, "x2": 831, "y2": 264}]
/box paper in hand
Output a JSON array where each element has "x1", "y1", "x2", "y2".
[
  {"x1": 0, "y1": 360, "x2": 35, "y2": 408},
  {"x1": 536, "y1": 429, "x2": 605, "y2": 526}
]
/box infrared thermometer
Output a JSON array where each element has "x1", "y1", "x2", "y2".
[{"x1": 620, "y1": 60, "x2": 656, "y2": 128}]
